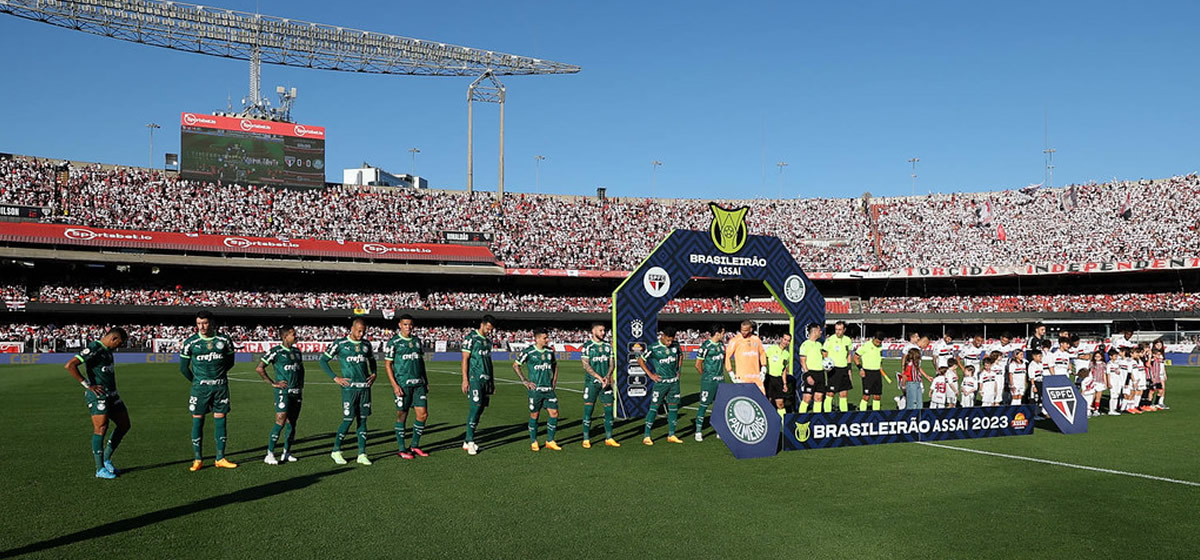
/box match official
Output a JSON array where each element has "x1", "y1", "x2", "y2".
[
  {"x1": 764, "y1": 334, "x2": 791, "y2": 419},
  {"x1": 725, "y1": 320, "x2": 767, "y2": 394},
  {"x1": 855, "y1": 332, "x2": 886, "y2": 412},
  {"x1": 823, "y1": 321, "x2": 854, "y2": 412}
]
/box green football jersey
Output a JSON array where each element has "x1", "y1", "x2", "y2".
[
  {"x1": 261, "y1": 344, "x2": 305, "y2": 389},
  {"x1": 582, "y1": 339, "x2": 614, "y2": 380},
  {"x1": 384, "y1": 334, "x2": 425, "y2": 386},
  {"x1": 323, "y1": 337, "x2": 375, "y2": 383},
  {"x1": 76, "y1": 340, "x2": 116, "y2": 391},
  {"x1": 516, "y1": 345, "x2": 557, "y2": 388},
  {"x1": 462, "y1": 330, "x2": 493, "y2": 379},
  {"x1": 696, "y1": 339, "x2": 725, "y2": 381},
  {"x1": 647, "y1": 341, "x2": 682, "y2": 378},
  {"x1": 180, "y1": 333, "x2": 236, "y2": 381}
]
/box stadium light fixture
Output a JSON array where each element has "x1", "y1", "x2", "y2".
[
  {"x1": 408, "y1": 147, "x2": 421, "y2": 177},
  {"x1": 908, "y1": 157, "x2": 920, "y2": 196},
  {"x1": 776, "y1": 161, "x2": 788, "y2": 199},
  {"x1": 145, "y1": 123, "x2": 161, "y2": 169},
  {"x1": 651, "y1": 161, "x2": 663, "y2": 196},
  {"x1": 534, "y1": 155, "x2": 546, "y2": 194}
]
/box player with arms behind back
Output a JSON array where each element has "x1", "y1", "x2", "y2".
[
  {"x1": 693, "y1": 324, "x2": 727, "y2": 441},
  {"x1": 385, "y1": 314, "x2": 430, "y2": 460},
  {"x1": 461, "y1": 315, "x2": 496, "y2": 456},
  {"x1": 65, "y1": 327, "x2": 129, "y2": 479},
  {"x1": 256, "y1": 325, "x2": 304, "y2": 465},
  {"x1": 581, "y1": 322, "x2": 619, "y2": 448},
  {"x1": 179, "y1": 310, "x2": 238, "y2": 471}
]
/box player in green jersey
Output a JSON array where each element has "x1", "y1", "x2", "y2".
[
  {"x1": 693, "y1": 324, "x2": 727, "y2": 442},
  {"x1": 179, "y1": 310, "x2": 238, "y2": 471},
  {"x1": 320, "y1": 318, "x2": 377, "y2": 466},
  {"x1": 256, "y1": 325, "x2": 304, "y2": 465},
  {"x1": 65, "y1": 327, "x2": 129, "y2": 479},
  {"x1": 385, "y1": 314, "x2": 430, "y2": 460},
  {"x1": 580, "y1": 322, "x2": 619, "y2": 449},
  {"x1": 460, "y1": 315, "x2": 496, "y2": 456},
  {"x1": 639, "y1": 326, "x2": 685, "y2": 445},
  {"x1": 514, "y1": 330, "x2": 561, "y2": 452}
]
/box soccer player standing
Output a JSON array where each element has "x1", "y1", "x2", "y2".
[
  {"x1": 854, "y1": 332, "x2": 886, "y2": 412},
  {"x1": 822, "y1": 321, "x2": 854, "y2": 413},
  {"x1": 385, "y1": 314, "x2": 430, "y2": 460},
  {"x1": 256, "y1": 325, "x2": 304, "y2": 465},
  {"x1": 514, "y1": 330, "x2": 561, "y2": 451},
  {"x1": 581, "y1": 322, "x2": 619, "y2": 448},
  {"x1": 65, "y1": 327, "x2": 129, "y2": 479},
  {"x1": 180, "y1": 310, "x2": 238, "y2": 471},
  {"x1": 640, "y1": 326, "x2": 684, "y2": 445},
  {"x1": 461, "y1": 315, "x2": 496, "y2": 455},
  {"x1": 321, "y1": 318, "x2": 377, "y2": 466},
  {"x1": 724, "y1": 320, "x2": 767, "y2": 393},
  {"x1": 694, "y1": 324, "x2": 727, "y2": 441}
]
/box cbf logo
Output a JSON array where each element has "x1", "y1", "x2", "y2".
[
  {"x1": 725, "y1": 396, "x2": 768, "y2": 444},
  {"x1": 630, "y1": 319, "x2": 644, "y2": 338},
  {"x1": 709, "y1": 203, "x2": 749, "y2": 254},
  {"x1": 1048, "y1": 387, "x2": 1077, "y2": 419}
]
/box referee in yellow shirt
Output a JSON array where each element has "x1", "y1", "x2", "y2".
[
  {"x1": 854, "y1": 332, "x2": 886, "y2": 411},
  {"x1": 798, "y1": 324, "x2": 826, "y2": 413},
  {"x1": 822, "y1": 321, "x2": 854, "y2": 413},
  {"x1": 764, "y1": 333, "x2": 791, "y2": 419}
]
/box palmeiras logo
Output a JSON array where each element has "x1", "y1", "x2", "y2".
[
  {"x1": 1047, "y1": 387, "x2": 1077, "y2": 418},
  {"x1": 709, "y1": 203, "x2": 749, "y2": 254},
  {"x1": 783, "y1": 274, "x2": 806, "y2": 303},
  {"x1": 725, "y1": 396, "x2": 769, "y2": 444},
  {"x1": 643, "y1": 266, "x2": 671, "y2": 298}
]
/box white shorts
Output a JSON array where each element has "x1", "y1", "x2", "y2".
[
  {"x1": 1091, "y1": 379, "x2": 1107, "y2": 392},
  {"x1": 959, "y1": 395, "x2": 975, "y2": 407},
  {"x1": 1010, "y1": 375, "x2": 1026, "y2": 395},
  {"x1": 981, "y1": 388, "x2": 996, "y2": 404}
]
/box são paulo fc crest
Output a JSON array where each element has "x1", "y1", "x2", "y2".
[
  {"x1": 709, "y1": 203, "x2": 749, "y2": 254},
  {"x1": 642, "y1": 267, "x2": 670, "y2": 298},
  {"x1": 725, "y1": 396, "x2": 769, "y2": 444},
  {"x1": 1047, "y1": 387, "x2": 1077, "y2": 418}
]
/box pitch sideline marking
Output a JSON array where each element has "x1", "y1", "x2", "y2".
[{"x1": 917, "y1": 441, "x2": 1200, "y2": 487}]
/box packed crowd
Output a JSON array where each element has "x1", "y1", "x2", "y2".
[
  {"x1": 866, "y1": 292, "x2": 1200, "y2": 313},
  {"x1": 1, "y1": 283, "x2": 25, "y2": 302}
]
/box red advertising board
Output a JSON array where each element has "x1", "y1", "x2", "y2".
[
  {"x1": 0, "y1": 222, "x2": 496, "y2": 264},
  {"x1": 180, "y1": 112, "x2": 325, "y2": 139}
]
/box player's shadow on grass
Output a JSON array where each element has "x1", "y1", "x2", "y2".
[{"x1": 0, "y1": 468, "x2": 353, "y2": 559}]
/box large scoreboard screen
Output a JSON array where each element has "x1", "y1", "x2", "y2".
[{"x1": 179, "y1": 112, "x2": 326, "y2": 188}]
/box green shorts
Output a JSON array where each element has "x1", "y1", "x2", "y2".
[
  {"x1": 394, "y1": 384, "x2": 428, "y2": 412},
  {"x1": 273, "y1": 388, "x2": 303, "y2": 415},
  {"x1": 650, "y1": 379, "x2": 681, "y2": 407},
  {"x1": 341, "y1": 388, "x2": 372, "y2": 420},
  {"x1": 698, "y1": 379, "x2": 722, "y2": 407},
  {"x1": 582, "y1": 378, "x2": 614, "y2": 405},
  {"x1": 527, "y1": 389, "x2": 559, "y2": 412},
  {"x1": 189, "y1": 382, "x2": 231, "y2": 415},
  {"x1": 85, "y1": 389, "x2": 127, "y2": 417},
  {"x1": 467, "y1": 374, "x2": 494, "y2": 408}
]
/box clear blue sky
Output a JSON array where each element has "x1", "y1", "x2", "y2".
[{"x1": 2, "y1": 0, "x2": 1198, "y2": 199}]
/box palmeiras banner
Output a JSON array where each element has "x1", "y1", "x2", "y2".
[
  {"x1": 1040, "y1": 375, "x2": 1088, "y2": 434},
  {"x1": 782, "y1": 405, "x2": 1035, "y2": 451},
  {"x1": 611, "y1": 203, "x2": 825, "y2": 419},
  {"x1": 710, "y1": 383, "x2": 782, "y2": 459}
]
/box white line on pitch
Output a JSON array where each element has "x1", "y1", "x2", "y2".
[{"x1": 916, "y1": 441, "x2": 1200, "y2": 487}]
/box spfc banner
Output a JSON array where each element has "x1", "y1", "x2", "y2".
[
  {"x1": 782, "y1": 405, "x2": 1035, "y2": 451},
  {"x1": 1040, "y1": 375, "x2": 1088, "y2": 434}
]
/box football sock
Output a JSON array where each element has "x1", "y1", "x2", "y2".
[
  {"x1": 268, "y1": 423, "x2": 283, "y2": 454},
  {"x1": 777, "y1": 408, "x2": 786, "y2": 420},
  {"x1": 823, "y1": 398, "x2": 833, "y2": 413},
  {"x1": 394, "y1": 422, "x2": 406, "y2": 451},
  {"x1": 334, "y1": 419, "x2": 352, "y2": 451},
  {"x1": 582, "y1": 404, "x2": 594, "y2": 440},
  {"x1": 872, "y1": 399, "x2": 881, "y2": 411},
  {"x1": 695, "y1": 403, "x2": 708, "y2": 432},
  {"x1": 667, "y1": 404, "x2": 678, "y2": 436},
  {"x1": 547, "y1": 417, "x2": 558, "y2": 442},
  {"x1": 411, "y1": 420, "x2": 425, "y2": 448},
  {"x1": 528, "y1": 417, "x2": 538, "y2": 442},
  {"x1": 859, "y1": 398, "x2": 868, "y2": 411},
  {"x1": 644, "y1": 407, "x2": 657, "y2": 437},
  {"x1": 191, "y1": 416, "x2": 205, "y2": 460},
  {"x1": 214, "y1": 416, "x2": 227, "y2": 460},
  {"x1": 465, "y1": 405, "x2": 480, "y2": 443},
  {"x1": 603, "y1": 405, "x2": 614, "y2": 439},
  {"x1": 92, "y1": 433, "x2": 105, "y2": 470},
  {"x1": 282, "y1": 422, "x2": 295, "y2": 455},
  {"x1": 798, "y1": 401, "x2": 809, "y2": 413},
  {"x1": 104, "y1": 426, "x2": 126, "y2": 462},
  {"x1": 839, "y1": 396, "x2": 849, "y2": 412},
  {"x1": 356, "y1": 417, "x2": 368, "y2": 454}
]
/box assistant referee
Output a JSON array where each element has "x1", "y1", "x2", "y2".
[
  {"x1": 855, "y1": 332, "x2": 886, "y2": 412},
  {"x1": 764, "y1": 333, "x2": 791, "y2": 419},
  {"x1": 797, "y1": 324, "x2": 826, "y2": 414},
  {"x1": 823, "y1": 321, "x2": 854, "y2": 413}
]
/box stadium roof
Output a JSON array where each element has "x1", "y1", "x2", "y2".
[{"x1": 0, "y1": 0, "x2": 581, "y2": 76}]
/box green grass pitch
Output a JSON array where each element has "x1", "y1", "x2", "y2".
[{"x1": 0, "y1": 358, "x2": 1195, "y2": 559}]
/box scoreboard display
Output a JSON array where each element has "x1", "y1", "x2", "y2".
[{"x1": 179, "y1": 112, "x2": 326, "y2": 188}]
